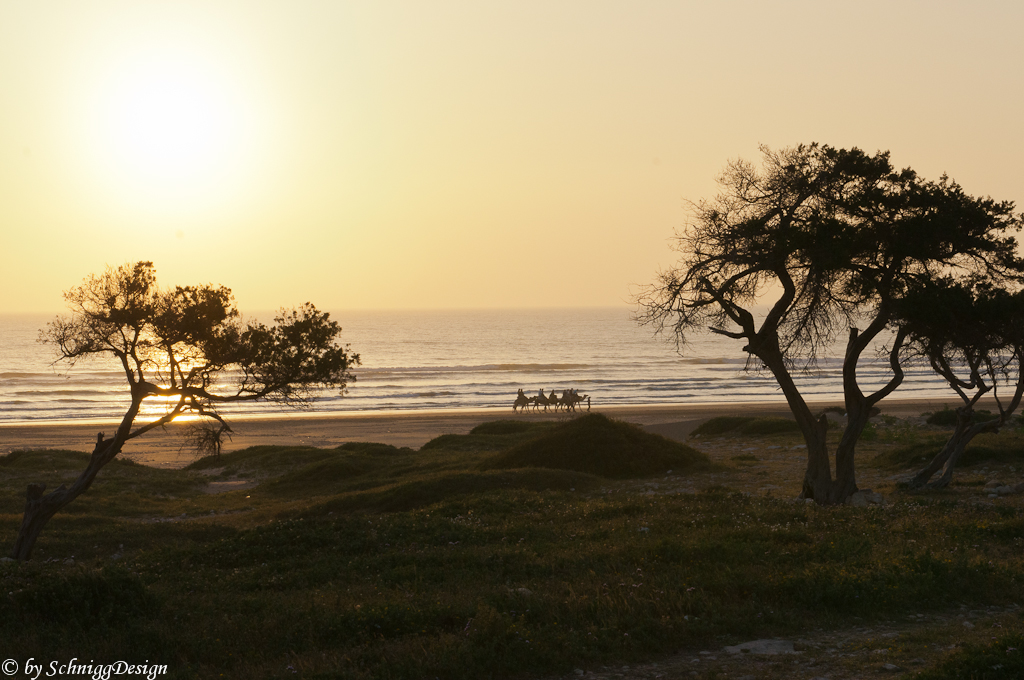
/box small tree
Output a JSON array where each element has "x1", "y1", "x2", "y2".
[
  {"x1": 637, "y1": 144, "x2": 1022, "y2": 504},
  {"x1": 11, "y1": 262, "x2": 359, "y2": 561},
  {"x1": 896, "y1": 279, "x2": 1024, "y2": 488}
]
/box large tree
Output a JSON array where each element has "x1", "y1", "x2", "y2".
[
  {"x1": 637, "y1": 144, "x2": 1022, "y2": 504},
  {"x1": 895, "y1": 279, "x2": 1024, "y2": 488},
  {"x1": 11, "y1": 262, "x2": 359, "y2": 561}
]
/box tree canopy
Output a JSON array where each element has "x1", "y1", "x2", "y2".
[
  {"x1": 638, "y1": 143, "x2": 1023, "y2": 503},
  {"x1": 894, "y1": 279, "x2": 1024, "y2": 488},
  {"x1": 11, "y1": 262, "x2": 359, "y2": 560}
]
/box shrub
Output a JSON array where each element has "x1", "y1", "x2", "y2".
[
  {"x1": 926, "y1": 408, "x2": 998, "y2": 426},
  {"x1": 691, "y1": 416, "x2": 753, "y2": 436}
]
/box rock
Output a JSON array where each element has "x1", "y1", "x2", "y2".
[
  {"x1": 574, "y1": 670, "x2": 584, "y2": 676},
  {"x1": 997, "y1": 486, "x2": 1015, "y2": 495},
  {"x1": 962, "y1": 620, "x2": 975, "y2": 629},
  {"x1": 724, "y1": 639, "x2": 796, "y2": 655},
  {"x1": 846, "y1": 490, "x2": 883, "y2": 507},
  {"x1": 847, "y1": 493, "x2": 869, "y2": 507},
  {"x1": 985, "y1": 480, "x2": 1002, "y2": 489},
  {"x1": 823, "y1": 411, "x2": 848, "y2": 427},
  {"x1": 1014, "y1": 482, "x2": 1024, "y2": 493},
  {"x1": 0, "y1": 557, "x2": 13, "y2": 563},
  {"x1": 881, "y1": 663, "x2": 902, "y2": 671},
  {"x1": 514, "y1": 587, "x2": 533, "y2": 596}
]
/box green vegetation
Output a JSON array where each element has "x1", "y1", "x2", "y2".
[
  {"x1": 692, "y1": 415, "x2": 801, "y2": 437},
  {"x1": 926, "y1": 409, "x2": 999, "y2": 427},
  {"x1": 871, "y1": 431, "x2": 1024, "y2": 471},
  {"x1": 482, "y1": 413, "x2": 710, "y2": 478},
  {"x1": 912, "y1": 634, "x2": 1024, "y2": 679},
  {"x1": 2, "y1": 415, "x2": 1024, "y2": 678}
]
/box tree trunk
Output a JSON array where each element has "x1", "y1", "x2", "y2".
[
  {"x1": 827, "y1": 324, "x2": 906, "y2": 504},
  {"x1": 747, "y1": 336, "x2": 833, "y2": 502},
  {"x1": 913, "y1": 412, "x2": 999, "y2": 489},
  {"x1": 799, "y1": 414, "x2": 835, "y2": 502},
  {"x1": 909, "y1": 409, "x2": 971, "y2": 489},
  {"x1": 10, "y1": 431, "x2": 124, "y2": 561},
  {"x1": 830, "y1": 403, "x2": 871, "y2": 504}
]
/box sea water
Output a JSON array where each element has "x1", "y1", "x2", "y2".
[{"x1": 0, "y1": 307, "x2": 953, "y2": 424}]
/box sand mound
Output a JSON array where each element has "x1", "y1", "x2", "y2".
[
  {"x1": 692, "y1": 416, "x2": 800, "y2": 437},
  {"x1": 306, "y1": 468, "x2": 601, "y2": 514},
  {"x1": 481, "y1": 413, "x2": 709, "y2": 479}
]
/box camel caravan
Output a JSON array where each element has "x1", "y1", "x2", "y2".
[{"x1": 513, "y1": 388, "x2": 591, "y2": 413}]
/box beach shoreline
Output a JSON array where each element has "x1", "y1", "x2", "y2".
[{"x1": 0, "y1": 396, "x2": 967, "y2": 469}]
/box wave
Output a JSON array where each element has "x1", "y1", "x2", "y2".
[
  {"x1": 0, "y1": 308, "x2": 964, "y2": 424},
  {"x1": 354, "y1": 362, "x2": 593, "y2": 377}
]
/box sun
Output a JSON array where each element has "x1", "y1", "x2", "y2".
[
  {"x1": 83, "y1": 48, "x2": 258, "y2": 212},
  {"x1": 106, "y1": 63, "x2": 229, "y2": 181}
]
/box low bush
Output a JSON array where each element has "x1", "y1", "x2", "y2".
[{"x1": 926, "y1": 408, "x2": 998, "y2": 426}]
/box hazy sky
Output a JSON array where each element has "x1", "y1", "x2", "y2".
[{"x1": 1, "y1": 1, "x2": 1022, "y2": 313}]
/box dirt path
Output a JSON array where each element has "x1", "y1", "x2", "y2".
[{"x1": 543, "y1": 605, "x2": 1019, "y2": 679}]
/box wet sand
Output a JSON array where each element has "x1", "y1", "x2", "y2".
[{"x1": 0, "y1": 397, "x2": 960, "y2": 469}]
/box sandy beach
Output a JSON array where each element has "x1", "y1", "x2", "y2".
[{"x1": 0, "y1": 397, "x2": 964, "y2": 469}]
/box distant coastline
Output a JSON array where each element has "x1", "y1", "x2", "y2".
[{"x1": 1, "y1": 308, "x2": 959, "y2": 425}]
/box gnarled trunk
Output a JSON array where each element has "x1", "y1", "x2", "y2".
[
  {"x1": 10, "y1": 431, "x2": 125, "y2": 561},
  {"x1": 748, "y1": 336, "x2": 837, "y2": 502},
  {"x1": 910, "y1": 408, "x2": 1000, "y2": 489}
]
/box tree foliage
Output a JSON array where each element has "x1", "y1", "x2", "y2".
[
  {"x1": 638, "y1": 143, "x2": 1023, "y2": 503},
  {"x1": 11, "y1": 262, "x2": 359, "y2": 560},
  {"x1": 894, "y1": 279, "x2": 1024, "y2": 487}
]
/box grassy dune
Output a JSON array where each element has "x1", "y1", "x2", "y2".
[{"x1": 1, "y1": 414, "x2": 1023, "y2": 679}]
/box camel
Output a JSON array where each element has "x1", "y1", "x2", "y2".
[
  {"x1": 513, "y1": 388, "x2": 590, "y2": 413},
  {"x1": 565, "y1": 391, "x2": 589, "y2": 411},
  {"x1": 512, "y1": 392, "x2": 532, "y2": 412}
]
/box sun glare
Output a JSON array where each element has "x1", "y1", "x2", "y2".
[
  {"x1": 81, "y1": 47, "x2": 262, "y2": 214},
  {"x1": 105, "y1": 64, "x2": 230, "y2": 180}
]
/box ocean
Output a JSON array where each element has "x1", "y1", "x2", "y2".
[{"x1": 0, "y1": 307, "x2": 954, "y2": 424}]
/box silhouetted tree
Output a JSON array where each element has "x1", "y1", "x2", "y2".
[
  {"x1": 10, "y1": 262, "x2": 359, "y2": 561},
  {"x1": 637, "y1": 144, "x2": 1022, "y2": 504},
  {"x1": 895, "y1": 279, "x2": 1024, "y2": 488}
]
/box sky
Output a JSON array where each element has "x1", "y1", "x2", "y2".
[{"x1": 1, "y1": 1, "x2": 1022, "y2": 313}]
